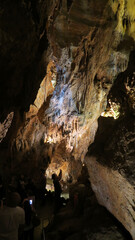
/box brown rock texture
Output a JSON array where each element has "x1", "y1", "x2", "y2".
[
  {"x1": 86, "y1": 156, "x2": 135, "y2": 240},
  {"x1": 1, "y1": 0, "x2": 134, "y2": 177},
  {"x1": 86, "y1": 110, "x2": 135, "y2": 238}
]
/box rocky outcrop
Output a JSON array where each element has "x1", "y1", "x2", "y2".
[
  {"x1": 86, "y1": 156, "x2": 135, "y2": 239},
  {"x1": 85, "y1": 109, "x2": 135, "y2": 238}
]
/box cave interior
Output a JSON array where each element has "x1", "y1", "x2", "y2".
[{"x1": 0, "y1": 0, "x2": 135, "y2": 239}]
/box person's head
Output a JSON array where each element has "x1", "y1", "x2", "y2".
[
  {"x1": 23, "y1": 199, "x2": 31, "y2": 211},
  {"x1": 23, "y1": 199, "x2": 32, "y2": 225},
  {"x1": 52, "y1": 173, "x2": 57, "y2": 180},
  {"x1": 6, "y1": 192, "x2": 21, "y2": 207}
]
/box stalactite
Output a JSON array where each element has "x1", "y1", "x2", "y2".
[
  {"x1": 69, "y1": 99, "x2": 72, "y2": 107},
  {"x1": 75, "y1": 119, "x2": 78, "y2": 131},
  {"x1": 72, "y1": 119, "x2": 74, "y2": 131},
  {"x1": 75, "y1": 135, "x2": 78, "y2": 148}
]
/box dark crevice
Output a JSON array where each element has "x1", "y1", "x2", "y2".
[
  {"x1": 30, "y1": 0, "x2": 40, "y2": 25},
  {"x1": 67, "y1": 0, "x2": 73, "y2": 12},
  {"x1": 91, "y1": 28, "x2": 98, "y2": 41},
  {"x1": 38, "y1": 30, "x2": 48, "y2": 54}
]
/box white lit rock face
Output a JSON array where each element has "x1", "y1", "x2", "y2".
[
  {"x1": 4, "y1": 1, "x2": 134, "y2": 177},
  {"x1": 0, "y1": 112, "x2": 14, "y2": 143},
  {"x1": 38, "y1": 0, "x2": 133, "y2": 174}
]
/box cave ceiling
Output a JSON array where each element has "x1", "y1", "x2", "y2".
[
  {"x1": 0, "y1": 0, "x2": 135, "y2": 174},
  {"x1": 0, "y1": 0, "x2": 135, "y2": 237}
]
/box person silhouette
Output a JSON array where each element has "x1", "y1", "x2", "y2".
[
  {"x1": 23, "y1": 199, "x2": 35, "y2": 240},
  {"x1": 0, "y1": 192, "x2": 25, "y2": 240},
  {"x1": 52, "y1": 169, "x2": 62, "y2": 212}
]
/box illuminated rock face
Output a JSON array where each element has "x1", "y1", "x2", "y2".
[
  {"x1": 86, "y1": 113, "x2": 135, "y2": 238},
  {"x1": 0, "y1": 0, "x2": 135, "y2": 237},
  {"x1": 1, "y1": 1, "x2": 134, "y2": 174},
  {"x1": 86, "y1": 156, "x2": 135, "y2": 240}
]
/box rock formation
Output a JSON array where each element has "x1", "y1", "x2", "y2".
[{"x1": 0, "y1": 0, "x2": 135, "y2": 238}]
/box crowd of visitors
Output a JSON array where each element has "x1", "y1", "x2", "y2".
[
  {"x1": 0, "y1": 171, "x2": 45, "y2": 240},
  {"x1": 7, "y1": 172, "x2": 46, "y2": 202},
  {"x1": 0, "y1": 168, "x2": 63, "y2": 240},
  {"x1": 0, "y1": 164, "x2": 93, "y2": 240}
]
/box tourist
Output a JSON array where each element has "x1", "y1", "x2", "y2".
[
  {"x1": 52, "y1": 169, "x2": 62, "y2": 212},
  {"x1": 0, "y1": 192, "x2": 25, "y2": 240},
  {"x1": 23, "y1": 199, "x2": 35, "y2": 240}
]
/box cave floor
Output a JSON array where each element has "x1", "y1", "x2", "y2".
[
  {"x1": 32, "y1": 188, "x2": 132, "y2": 240},
  {"x1": 34, "y1": 196, "x2": 54, "y2": 240}
]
